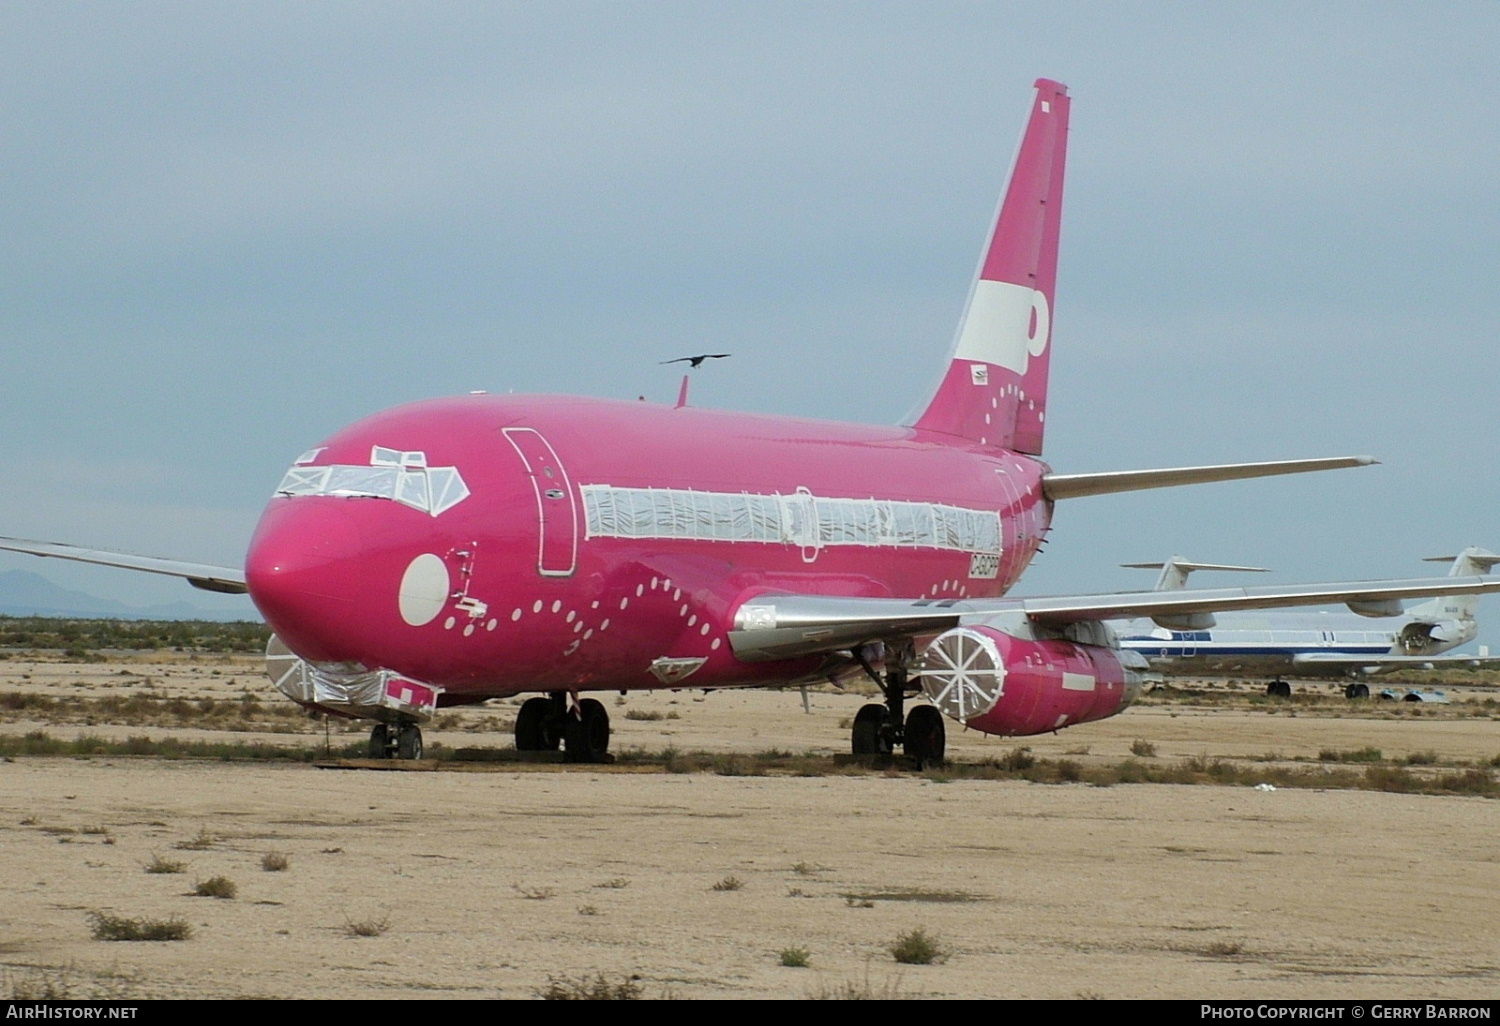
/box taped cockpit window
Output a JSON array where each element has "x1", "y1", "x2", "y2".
[
  {"x1": 274, "y1": 451, "x2": 469, "y2": 517},
  {"x1": 427, "y1": 468, "x2": 470, "y2": 516}
]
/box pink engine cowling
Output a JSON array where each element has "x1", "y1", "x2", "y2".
[{"x1": 918, "y1": 624, "x2": 1142, "y2": 737}]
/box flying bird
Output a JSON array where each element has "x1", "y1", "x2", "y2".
[{"x1": 660, "y1": 353, "x2": 732, "y2": 368}]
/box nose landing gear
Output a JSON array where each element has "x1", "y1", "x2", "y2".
[{"x1": 368, "y1": 721, "x2": 425, "y2": 760}]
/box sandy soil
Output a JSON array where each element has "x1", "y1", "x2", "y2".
[{"x1": 1, "y1": 657, "x2": 1497, "y2": 999}]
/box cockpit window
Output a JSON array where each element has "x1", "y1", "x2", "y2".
[
  {"x1": 370, "y1": 446, "x2": 427, "y2": 468},
  {"x1": 275, "y1": 446, "x2": 470, "y2": 516}
]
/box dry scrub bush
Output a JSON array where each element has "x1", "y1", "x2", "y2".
[
  {"x1": 889, "y1": 927, "x2": 949, "y2": 965},
  {"x1": 193, "y1": 876, "x2": 237, "y2": 899},
  {"x1": 88, "y1": 912, "x2": 192, "y2": 942},
  {"x1": 538, "y1": 973, "x2": 643, "y2": 1000}
]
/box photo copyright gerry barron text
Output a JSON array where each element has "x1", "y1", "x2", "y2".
[{"x1": 1201, "y1": 1006, "x2": 1491, "y2": 1020}]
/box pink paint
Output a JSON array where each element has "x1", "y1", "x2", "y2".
[
  {"x1": 910, "y1": 78, "x2": 1068, "y2": 455},
  {"x1": 242, "y1": 80, "x2": 1081, "y2": 742},
  {"x1": 946, "y1": 627, "x2": 1138, "y2": 737}
]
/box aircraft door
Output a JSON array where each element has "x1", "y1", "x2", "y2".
[
  {"x1": 503, "y1": 428, "x2": 578, "y2": 577},
  {"x1": 992, "y1": 466, "x2": 1022, "y2": 567},
  {"x1": 780, "y1": 487, "x2": 820, "y2": 563}
]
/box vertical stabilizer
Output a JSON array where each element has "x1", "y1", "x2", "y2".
[
  {"x1": 910, "y1": 79, "x2": 1070, "y2": 453},
  {"x1": 1412, "y1": 546, "x2": 1500, "y2": 620}
]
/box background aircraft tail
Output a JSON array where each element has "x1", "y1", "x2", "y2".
[
  {"x1": 1410, "y1": 546, "x2": 1500, "y2": 621},
  {"x1": 909, "y1": 78, "x2": 1070, "y2": 454},
  {"x1": 1122, "y1": 557, "x2": 1271, "y2": 592}
]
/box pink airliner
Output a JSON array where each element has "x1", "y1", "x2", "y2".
[{"x1": 6, "y1": 80, "x2": 1496, "y2": 764}]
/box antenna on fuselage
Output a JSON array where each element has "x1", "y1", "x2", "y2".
[{"x1": 660, "y1": 353, "x2": 732, "y2": 408}]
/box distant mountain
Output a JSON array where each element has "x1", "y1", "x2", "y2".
[{"x1": 0, "y1": 570, "x2": 260, "y2": 622}]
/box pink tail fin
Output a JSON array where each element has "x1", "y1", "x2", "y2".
[{"x1": 910, "y1": 79, "x2": 1070, "y2": 455}]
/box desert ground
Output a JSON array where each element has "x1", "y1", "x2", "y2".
[{"x1": 1, "y1": 653, "x2": 1497, "y2": 999}]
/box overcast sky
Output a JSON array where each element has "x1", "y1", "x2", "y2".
[{"x1": 1, "y1": 2, "x2": 1497, "y2": 644}]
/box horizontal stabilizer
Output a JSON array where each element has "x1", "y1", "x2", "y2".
[
  {"x1": 1043, "y1": 455, "x2": 1375, "y2": 501},
  {"x1": 1120, "y1": 560, "x2": 1270, "y2": 573},
  {"x1": 0, "y1": 537, "x2": 248, "y2": 595},
  {"x1": 1122, "y1": 556, "x2": 1270, "y2": 594},
  {"x1": 1424, "y1": 547, "x2": 1500, "y2": 574}
]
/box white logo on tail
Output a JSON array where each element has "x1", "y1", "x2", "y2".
[{"x1": 951, "y1": 280, "x2": 1050, "y2": 375}]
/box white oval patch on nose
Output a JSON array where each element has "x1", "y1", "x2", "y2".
[{"x1": 398, "y1": 553, "x2": 449, "y2": 627}]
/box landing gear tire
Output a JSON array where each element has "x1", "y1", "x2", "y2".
[
  {"x1": 564, "y1": 698, "x2": 611, "y2": 763},
  {"x1": 396, "y1": 724, "x2": 424, "y2": 760},
  {"x1": 1344, "y1": 682, "x2": 1370, "y2": 700},
  {"x1": 851, "y1": 703, "x2": 892, "y2": 756},
  {"x1": 516, "y1": 696, "x2": 562, "y2": 751},
  {"x1": 368, "y1": 723, "x2": 391, "y2": 760},
  {"x1": 1266, "y1": 680, "x2": 1292, "y2": 699},
  {"x1": 904, "y1": 704, "x2": 946, "y2": 769}
]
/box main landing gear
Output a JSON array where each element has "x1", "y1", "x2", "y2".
[
  {"x1": 368, "y1": 721, "x2": 424, "y2": 760},
  {"x1": 1265, "y1": 680, "x2": 1293, "y2": 699},
  {"x1": 1344, "y1": 682, "x2": 1370, "y2": 700},
  {"x1": 515, "y1": 691, "x2": 612, "y2": 764},
  {"x1": 850, "y1": 662, "x2": 946, "y2": 769}
]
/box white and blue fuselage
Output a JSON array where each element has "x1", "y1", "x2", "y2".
[{"x1": 1115, "y1": 607, "x2": 1476, "y2": 678}]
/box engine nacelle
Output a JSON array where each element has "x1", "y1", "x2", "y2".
[
  {"x1": 1400, "y1": 618, "x2": 1474, "y2": 653},
  {"x1": 918, "y1": 619, "x2": 1143, "y2": 737}
]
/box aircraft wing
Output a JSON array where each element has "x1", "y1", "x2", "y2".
[
  {"x1": 1292, "y1": 652, "x2": 1500, "y2": 672},
  {"x1": 0, "y1": 536, "x2": 248, "y2": 594},
  {"x1": 729, "y1": 575, "x2": 1500, "y2": 661}
]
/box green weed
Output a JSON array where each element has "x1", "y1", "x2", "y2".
[{"x1": 889, "y1": 927, "x2": 949, "y2": 965}]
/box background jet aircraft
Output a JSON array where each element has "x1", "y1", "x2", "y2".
[
  {"x1": 1115, "y1": 549, "x2": 1500, "y2": 697},
  {"x1": 5, "y1": 80, "x2": 1499, "y2": 766}
]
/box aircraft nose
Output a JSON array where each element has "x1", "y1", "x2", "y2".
[{"x1": 245, "y1": 501, "x2": 374, "y2": 663}]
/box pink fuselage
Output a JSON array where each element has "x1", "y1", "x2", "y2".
[{"x1": 245, "y1": 394, "x2": 1053, "y2": 701}]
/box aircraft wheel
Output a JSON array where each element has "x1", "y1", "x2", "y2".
[
  {"x1": 904, "y1": 704, "x2": 946, "y2": 769},
  {"x1": 851, "y1": 703, "x2": 891, "y2": 756},
  {"x1": 516, "y1": 696, "x2": 561, "y2": 751},
  {"x1": 368, "y1": 723, "x2": 391, "y2": 759},
  {"x1": 1266, "y1": 681, "x2": 1292, "y2": 699},
  {"x1": 396, "y1": 724, "x2": 424, "y2": 760},
  {"x1": 565, "y1": 698, "x2": 610, "y2": 763},
  {"x1": 1345, "y1": 682, "x2": 1370, "y2": 700}
]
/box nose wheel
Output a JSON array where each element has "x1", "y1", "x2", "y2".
[{"x1": 367, "y1": 722, "x2": 425, "y2": 760}]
